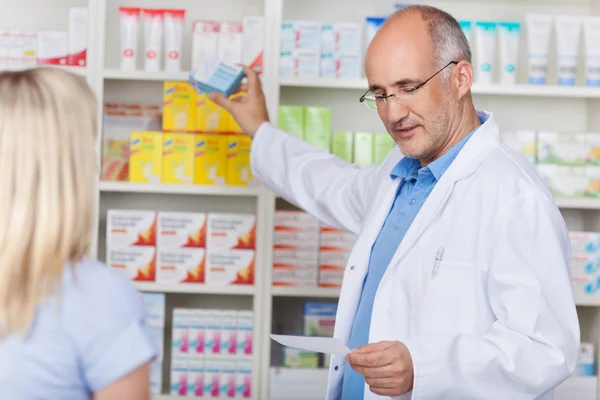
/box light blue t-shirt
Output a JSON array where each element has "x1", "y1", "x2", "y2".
[
  {"x1": 0, "y1": 260, "x2": 158, "y2": 399},
  {"x1": 341, "y1": 117, "x2": 486, "y2": 398}
]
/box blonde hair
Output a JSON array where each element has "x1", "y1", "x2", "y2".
[{"x1": 0, "y1": 68, "x2": 98, "y2": 337}]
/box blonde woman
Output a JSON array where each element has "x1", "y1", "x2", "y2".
[{"x1": 0, "y1": 68, "x2": 157, "y2": 399}]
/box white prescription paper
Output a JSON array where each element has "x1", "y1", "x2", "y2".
[{"x1": 270, "y1": 334, "x2": 350, "y2": 356}]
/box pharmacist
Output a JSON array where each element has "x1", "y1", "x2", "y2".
[{"x1": 210, "y1": 5, "x2": 580, "y2": 400}]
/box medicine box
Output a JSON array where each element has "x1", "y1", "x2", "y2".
[
  {"x1": 304, "y1": 302, "x2": 337, "y2": 337},
  {"x1": 162, "y1": 133, "x2": 195, "y2": 184},
  {"x1": 171, "y1": 308, "x2": 190, "y2": 358},
  {"x1": 537, "y1": 131, "x2": 589, "y2": 166},
  {"x1": 191, "y1": 21, "x2": 219, "y2": 77},
  {"x1": 570, "y1": 231, "x2": 600, "y2": 254},
  {"x1": 189, "y1": 61, "x2": 244, "y2": 98},
  {"x1": 282, "y1": 346, "x2": 319, "y2": 368},
  {"x1": 107, "y1": 246, "x2": 157, "y2": 282},
  {"x1": 280, "y1": 20, "x2": 296, "y2": 51},
  {"x1": 150, "y1": 361, "x2": 163, "y2": 394},
  {"x1": 304, "y1": 107, "x2": 331, "y2": 151},
  {"x1": 203, "y1": 356, "x2": 220, "y2": 397},
  {"x1": 353, "y1": 132, "x2": 374, "y2": 166},
  {"x1": 571, "y1": 253, "x2": 600, "y2": 277},
  {"x1": 318, "y1": 251, "x2": 348, "y2": 288},
  {"x1": 129, "y1": 131, "x2": 163, "y2": 183},
  {"x1": 294, "y1": 49, "x2": 320, "y2": 77},
  {"x1": 21, "y1": 31, "x2": 37, "y2": 65},
  {"x1": 272, "y1": 262, "x2": 319, "y2": 287},
  {"x1": 227, "y1": 134, "x2": 255, "y2": 186},
  {"x1": 220, "y1": 310, "x2": 238, "y2": 356},
  {"x1": 321, "y1": 22, "x2": 362, "y2": 53},
  {"x1": 279, "y1": 50, "x2": 294, "y2": 77},
  {"x1": 207, "y1": 213, "x2": 257, "y2": 250},
  {"x1": 36, "y1": 31, "x2": 68, "y2": 65},
  {"x1": 194, "y1": 133, "x2": 228, "y2": 185},
  {"x1": 188, "y1": 309, "x2": 206, "y2": 357},
  {"x1": 292, "y1": 20, "x2": 321, "y2": 51},
  {"x1": 170, "y1": 357, "x2": 188, "y2": 395},
  {"x1": 195, "y1": 93, "x2": 229, "y2": 133},
  {"x1": 187, "y1": 358, "x2": 204, "y2": 397},
  {"x1": 319, "y1": 225, "x2": 357, "y2": 252},
  {"x1": 163, "y1": 82, "x2": 196, "y2": 132},
  {"x1": 501, "y1": 130, "x2": 536, "y2": 164},
  {"x1": 235, "y1": 358, "x2": 253, "y2": 398},
  {"x1": 274, "y1": 211, "x2": 320, "y2": 232},
  {"x1": 156, "y1": 248, "x2": 206, "y2": 284},
  {"x1": 273, "y1": 231, "x2": 320, "y2": 252},
  {"x1": 588, "y1": 133, "x2": 600, "y2": 165},
  {"x1": 242, "y1": 16, "x2": 265, "y2": 74},
  {"x1": 575, "y1": 343, "x2": 595, "y2": 377},
  {"x1": 373, "y1": 133, "x2": 396, "y2": 164},
  {"x1": 157, "y1": 211, "x2": 207, "y2": 249},
  {"x1": 206, "y1": 249, "x2": 255, "y2": 285},
  {"x1": 331, "y1": 131, "x2": 354, "y2": 163},
  {"x1": 67, "y1": 7, "x2": 88, "y2": 66},
  {"x1": 536, "y1": 165, "x2": 588, "y2": 198},
  {"x1": 107, "y1": 209, "x2": 157, "y2": 247},
  {"x1": 218, "y1": 357, "x2": 237, "y2": 397},
  {"x1": 218, "y1": 21, "x2": 243, "y2": 65},
  {"x1": 204, "y1": 309, "x2": 222, "y2": 355},
  {"x1": 278, "y1": 105, "x2": 305, "y2": 139},
  {"x1": 236, "y1": 311, "x2": 253, "y2": 356}
]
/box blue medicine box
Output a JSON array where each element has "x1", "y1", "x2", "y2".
[{"x1": 189, "y1": 62, "x2": 245, "y2": 98}]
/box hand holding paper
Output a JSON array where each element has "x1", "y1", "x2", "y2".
[{"x1": 269, "y1": 334, "x2": 350, "y2": 356}]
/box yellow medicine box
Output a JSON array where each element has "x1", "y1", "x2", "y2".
[
  {"x1": 162, "y1": 133, "x2": 195, "y2": 184},
  {"x1": 129, "y1": 131, "x2": 163, "y2": 183},
  {"x1": 226, "y1": 134, "x2": 255, "y2": 186},
  {"x1": 196, "y1": 93, "x2": 229, "y2": 133},
  {"x1": 195, "y1": 134, "x2": 228, "y2": 185},
  {"x1": 163, "y1": 81, "x2": 196, "y2": 132}
]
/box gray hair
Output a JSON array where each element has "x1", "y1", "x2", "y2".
[{"x1": 388, "y1": 5, "x2": 472, "y2": 78}]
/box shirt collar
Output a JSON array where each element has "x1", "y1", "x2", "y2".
[{"x1": 389, "y1": 114, "x2": 489, "y2": 181}]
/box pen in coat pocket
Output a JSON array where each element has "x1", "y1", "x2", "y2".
[{"x1": 431, "y1": 246, "x2": 444, "y2": 279}]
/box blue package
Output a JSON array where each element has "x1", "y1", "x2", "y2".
[{"x1": 189, "y1": 62, "x2": 245, "y2": 98}]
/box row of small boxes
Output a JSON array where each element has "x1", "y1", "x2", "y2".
[
  {"x1": 106, "y1": 210, "x2": 256, "y2": 285},
  {"x1": 273, "y1": 211, "x2": 356, "y2": 288},
  {"x1": 278, "y1": 105, "x2": 396, "y2": 166},
  {"x1": 141, "y1": 293, "x2": 166, "y2": 394},
  {"x1": 170, "y1": 308, "x2": 253, "y2": 398},
  {"x1": 569, "y1": 231, "x2": 600, "y2": 297},
  {"x1": 129, "y1": 131, "x2": 255, "y2": 187}
]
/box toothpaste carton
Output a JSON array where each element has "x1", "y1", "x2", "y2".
[
  {"x1": 171, "y1": 308, "x2": 190, "y2": 358},
  {"x1": 157, "y1": 211, "x2": 207, "y2": 249},
  {"x1": 203, "y1": 356, "x2": 221, "y2": 397},
  {"x1": 195, "y1": 133, "x2": 228, "y2": 185},
  {"x1": 570, "y1": 231, "x2": 600, "y2": 253},
  {"x1": 207, "y1": 213, "x2": 257, "y2": 250},
  {"x1": 170, "y1": 357, "x2": 188, "y2": 395},
  {"x1": 353, "y1": 132, "x2": 374, "y2": 166},
  {"x1": 106, "y1": 246, "x2": 156, "y2": 282},
  {"x1": 235, "y1": 358, "x2": 253, "y2": 398},
  {"x1": 162, "y1": 82, "x2": 196, "y2": 132},
  {"x1": 373, "y1": 133, "x2": 396, "y2": 164},
  {"x1": 36, "y1": 31, "x2": 68, "y2": 65},
  {"x1": 129, "y1": 131, "x2": 163, "y2": 183},
  {"x1": 204, "y1": 309, "x2": 222, "y2": 355},
  {"x1": 187, "y1": 358, "x2": 204, "y2": 396},
  {"x1": 162, "y1": 133, "x2": 195, "y2": 184},
  {"x1": 188, "y1": 309, "x2": 207, "y2": 356},
  {"x1": 304, "y1": 302, "x2": 337, "y2": 337},
  {"x1": 218, "y1": 22, "x2": 243, "y2": 65},
  {"x1": 242, "y1": 16, "x2": 265, "y2": 74},
  {"x1": 191, "y1": 21, "x2": 219, "y2": 77},
  {"x1": 107, "y1": 209, "x2": 157, "y2": 247},
  {"x1": 206, "y1": 249, "x2": 255, "y2": 285},
  {"x1": 331, "y1": 131, "x2": 354, "y2": 163},
  {"x1": 278, "y1": 105, "x2": 305, "y2": 139},
  {"x1": 219, "y1": 357, "x2": 237, "y2": 397},
  {"x1": 304, "y1": 107, "x2": 331, "y2": 151},
  {"x1": 236, "y1": 311, "x2": 253, "y2": 356},
  {"x1": 220, "y1": 310, "x2": 238, "y2": 356},
  {"x1": 227, "y1": 134, "x2": 256, "y2": 186},
  {"x1": 156, "y1": 248, "x2": 206, "y2": 284},
  {"x1": 67, "y1": 7, "x2": 88, "y2": 66}
]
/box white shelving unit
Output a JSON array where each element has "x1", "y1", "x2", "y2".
[{"x1": 5, "y1": 0, "x2": 600, "y2": 398}]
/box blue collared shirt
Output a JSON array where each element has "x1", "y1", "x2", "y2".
[{"x1": 341, "y1": 116, "x2": 486, "y2": 399}]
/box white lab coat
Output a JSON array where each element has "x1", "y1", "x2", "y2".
[{"x1": 251, "y1": 110, "x2": 580, "y2": 400}]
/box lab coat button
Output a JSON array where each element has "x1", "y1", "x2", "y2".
[
  {"x1": 350, "y1": 265, "x2": 355, "y2": 271},
  {"x1": 334, "y1": 365, "x2": 339, "y2": 371}
]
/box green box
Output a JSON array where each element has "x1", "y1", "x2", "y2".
[
  {"x1": 282, "y1": 347, "x2": 319, "y2": 368},
  {"x1": 353, "y1": 132, "x2": 374, "y2": 166},
  {"x1": 331, "y1": 131, "x2": 354, "y2": 163},
  {"x1": 373, "y1": 133, "x2": 396, "y2": 163},
  {"x1": 304, "y1": 106, "x2": 331, "y2": 151},
  {"x1": 278, "y1": 105, "x2": 305, "y2": 139}
]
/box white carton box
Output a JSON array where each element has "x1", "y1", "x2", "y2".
[
  {"x1": 236, "y1": 311, "x2": 253, "y2": 356},
  {"x1": 22, "y1": 31, "x2": 37, "y2": 65},
  {"x1": 321, "y1": 22, "x2": 362, "y2": 53},
  {"x1": 106, "y1": 246, "x2": 156, "y2": 282},
  {"x1": 204, "y1": 309, "x2": 222, "y2": 355},
  {"x1": 203, "y1": 356, "x2": 220, "y2": 396},
  {"x1": 187, "y1": 358, "x2": 204, "y2": 396},
  {"x1": 207, "y1": 213, "x2": 256, "y2": 250},
  {"x1": 575, "y1": 343, "x2": 595, "y2": 377},
  {"x1": 235, "y1": 358, "x2": 253, "y2": 398},
  {"x1": 242, "y1": 16, "x2": 264, "y2": 74},
  {"x1": 572, "y1": 253, "x2": 599, "y2": 277},
  {"x1": 156, "y1": 248, "x2": 206, "y2": 284},
  {"x1": 171, "y1": 308, "x2": 190, "y2": 358},
  {"x1": 336, "y1": 52, "x2": 362, "y2": 78},
  {"x1": 501, "y1": 129, "x2": 537, "y2": 164},
  {"x1": 188, "y1": 309, "x2": 206, "y2": 357},
  {"x1": 280, "y1": 49, "x2": 294, "y2": 77},
  {"x1": 537, "y1": 165, "x2": 589, "y2": 198},
  {"x1": 537, "y1": 131, "x2": 589, "y2": 165},
  {"x1": 68, "y1": 7, "x2": 88, "y2": 66},
  {"x1": 295, "y1": 49, "x2": 320, "y2": 77},
  {"x1": 273, "y1": 231, "x2": 320, "y2": 252},
  {"x1": 570, "y1": 231, "x2": 600, "y2": 253},
  {"x1": 7, "y1": 30, "x2": 23, "y2": 64},
  {"x1": 0, "y1": 30, "x2": 8, "y2": 64},
  {"x1": 37, "y1": 31, "x2": 68, "y2": 65},
  {"x1": 294, "y1": 20, "x2": 321, "y2": 51},
  {"x1": 220, "y1": 310, "x2": 238, "y2": 356},
  {"x1": 275, "y1": 211, "x2": 320, "y2": 231},
  {"x1": 170, "y1": 357, "x2": 188, "y2": 395},
  {"x1": 107, "y1": 209, "x2": 157, "y2": 247},
  {"x1": 191, "y1": 21, "x2": 219, "y2": 78},
  {"x1": 281, "y1": 20, "x2": 296, "y2": 50},
  {"x1": 150, "y1": 361, "x2": 163, "y2": 394},
  {"x1": 219, "y1": 357, "x2": 237, "y2": 397},
  {"x1": 218, "y1": 22, "x2": 243, "y2": 65},
  {"x1": 206, "y1": 250, "x2": 255, "y2": 285},
  {"x1": 157, "y1": 211, "x2": 207, "y2": 249}
]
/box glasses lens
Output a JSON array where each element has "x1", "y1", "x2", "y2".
[{"x1": 362, "y1": 97, "x2": 378, "y2": 109}]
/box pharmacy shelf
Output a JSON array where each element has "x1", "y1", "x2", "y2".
[
  {"x1": 555, "y1": 198, "x2": 600, "y2": 210},
  {"x1": 152, "y1": 396, "x2": 259, "y2": 400},
  {"x1": 135, "y1": 282, "x2": 256, "y2": 296},
  {"x1": 279, "y1": 77, "x2": 600, "y2": 99},
  {"x1": 0, "y1": 63, "x2": 87, "y2": 76},
  {"x1": 103, "y1": 68, "x2": 189, "y2": 81},
  {"x1": 98, "y1": 181, "x2": 262, "y2": 197},
  {"x1": 271, "y1": 286, "x2": 340, "y2": 298}
]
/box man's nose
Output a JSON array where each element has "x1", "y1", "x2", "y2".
[{"x1": 385, "y1": 97, "x2": 410, "y2": 124}]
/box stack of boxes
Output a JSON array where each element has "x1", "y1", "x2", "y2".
[
  {"x1": 106, "y1": 209, "x2": 256, "y2": 286},
  {"x1": 278, "y1": 104, "x2": 396, "y2": 165},
  {"x1": 280, "y1": 21, "x2": 362, "y2": 79},
  {"x1": 170, "y1": 308, "x2": 253, "y2": 398},
  {"x1": 570, "y1": 231, "x2": 600, "y2": 298},
  {"x1": 281, "y1": 302, "x2": 337, "y2": 369},
  {"x1": 141, "y1": 293, "x2": 166, "y2": 394},
  {"x1": 272, "y1": 211, "x2": 356, "y2": 288}
]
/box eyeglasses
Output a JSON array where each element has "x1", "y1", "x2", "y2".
[{"x1": 359, "y1": 61, "x2": 459, "y2": 109}]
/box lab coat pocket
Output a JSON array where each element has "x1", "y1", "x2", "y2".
[{"x1": 418, "y1": 260, "x2": 478, "y2": 335}]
